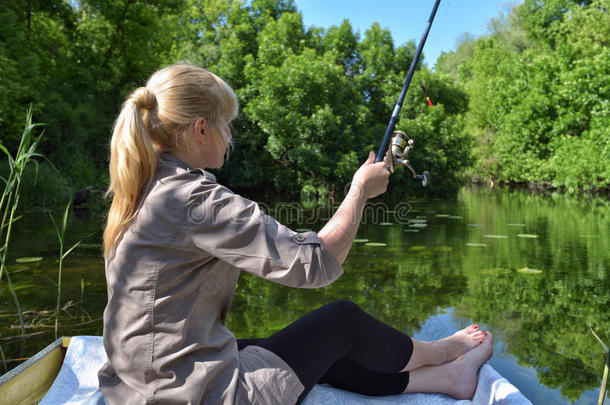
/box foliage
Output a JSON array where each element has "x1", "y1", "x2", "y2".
[
  {"x1": 436, "y1": 0, "x2": 610, "y2": 192},
  {"x1": 1, "y1": 0, "x2": 470, "y2": 204},
  {"x1": 0, "y1": 0, "x2": 185, "y2": 191},
  {"x1": 2, "y1": 0, "x2": 608, "y2": 199},
  {"x1": 0, "y1": 160, "x2": 71, "y2": 209},
  {"x1": 0, "y1": 108, "x2": 45, "y2": 336},
  {"x1": 49, "y1": 201, "x2": 81, "y2": 338}
]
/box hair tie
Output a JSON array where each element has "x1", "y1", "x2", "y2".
[{"x1": 132, "y1": 87, "x2": 157, "y2": 110}]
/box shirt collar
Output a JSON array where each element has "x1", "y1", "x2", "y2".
[{"x1": 158, "y1": 152, "x2": 217, "y2": 182}]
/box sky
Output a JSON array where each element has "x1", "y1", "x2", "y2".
[{"x1": 296, "y1": 0, "x2": 523, "y2": 68}]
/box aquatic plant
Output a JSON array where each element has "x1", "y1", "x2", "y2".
[
  {"x1": 49, "y1": 201, "x2": 81, "y2": 339},
  {"x1": 0, "y1": 108, "x2": 45, "y2": 336},
  {"x1": 590, "y1": 328, "x2": 609, "y2": 405}
]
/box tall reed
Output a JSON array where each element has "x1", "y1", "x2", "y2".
[
  {"x1": 591, "y1": 328, "x2": 609, "y2": 405},
  {"x1": 0, "y1": 107, "x2": 44, "y2": 336},
  {"x1": 49, "y1": 200, "x2": 81, "y2": 339}
]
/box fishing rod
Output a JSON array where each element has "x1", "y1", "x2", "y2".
[{"x1": 375, "y1": 0, "x2": 441, "y2": 187}]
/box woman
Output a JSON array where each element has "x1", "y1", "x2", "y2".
[{"x1": 99, "y1": 63, "x2": 493, "y2": 405}]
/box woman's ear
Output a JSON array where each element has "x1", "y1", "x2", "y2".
[{"x1": 193, "y1": 117, "x2": 208, "y2": 143}]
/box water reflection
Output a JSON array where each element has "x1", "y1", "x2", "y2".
[
  {"x1": 0, "y1": 187, "x2": 608, "y2": 403},
  {"x1": 230, "y1": 187, "x2": 609, "y2": 403}
]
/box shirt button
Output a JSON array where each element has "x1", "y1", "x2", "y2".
[
  {"x1": 295, "y1": 234, "x2": 305, "y2": 242},
  {"x1": 144, "y1": 368, "x2": 155, "y2": 383}
]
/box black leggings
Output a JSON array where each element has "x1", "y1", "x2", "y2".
[{"x1": 237, "y1": 300, "x2": 413, "y2": 403}]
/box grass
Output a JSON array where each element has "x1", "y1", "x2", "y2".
[
  {"x1": 0, "y1": 107, "x2": 45, "y2": 340},
  {"x1": 49, "y1": 201, "x2": 81, "y2": 339},
  {"x1": 590, "y1": 328, "x2": 609, "y2": 405},
  {"x1": 0, "y1": 108, "x2": 99, "y2": 369}
]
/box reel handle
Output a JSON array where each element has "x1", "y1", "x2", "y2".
[{"x1": 415, "y1": 171, "x2": 430, "y2": 187}]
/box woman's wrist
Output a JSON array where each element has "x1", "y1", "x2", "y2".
[{"x1": 348, "y1": 179, "x2": 370, "y2": 203}]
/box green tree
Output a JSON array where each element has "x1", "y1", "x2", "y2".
[
  {"x1": 1, "y1": 0, "x2": 474, "y2": 204},
  {"x1": 449, "y1": 0, "x2": 609, "y2": 192},
  {"x1": 243, "y1": 12, "x2": 367, "y2": 196}
]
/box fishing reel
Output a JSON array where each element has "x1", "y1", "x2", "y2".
[{"x1": 384, "y1": 130, "x2": 430, "y2": 187}]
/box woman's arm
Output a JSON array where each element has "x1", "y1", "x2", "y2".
[{"x1": 318, "y1": 152, "x2": 390, "y2": 264}]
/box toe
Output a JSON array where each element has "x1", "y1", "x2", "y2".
[
  {"x1": 465, "y1": 324, "x2": 478, "y2": 334},
  {"x1": 471, "y1": 331, "x2": 485, "y2": 342}
]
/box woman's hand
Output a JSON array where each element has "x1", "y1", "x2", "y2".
[{"x1": 350, "y1": 151, "x2": 390, "y2": 200}]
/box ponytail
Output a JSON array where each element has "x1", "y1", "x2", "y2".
[{"x1": 103, "y1": 88, "x2": 158, "y2": 258}]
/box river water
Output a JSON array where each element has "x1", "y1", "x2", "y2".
[{"x1": 1, "y1": 187, "x2": 608, "y2": 404}]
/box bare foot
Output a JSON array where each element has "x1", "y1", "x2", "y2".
[
  {"x1": 403, "y1": 332, "x2": 494, "y2": 398},
  {"x1": 449, "y1": 332, "x2": 494, "y2": 399},
  {"x1": 435, "y1": 324, "x2": 487, "y2": 363}
]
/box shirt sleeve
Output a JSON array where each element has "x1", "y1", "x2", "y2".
[{"x1": 186, "y1": 177, "x2": 343, "y2": 288}]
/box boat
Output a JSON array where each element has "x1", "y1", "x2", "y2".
[
  {"x1": 0, "y1": 337, "x2": 71, "y2": 404},
  {"x1": 0, "y1": 336, "x2": 534, "y2": 404}
]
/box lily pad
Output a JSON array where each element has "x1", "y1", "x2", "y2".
[
  {"x1": 15, "y1": 257, "x2": 43, "y2": 263},
  {"x1": 517, "y1": 267, "x2": 542, "y2": 274},
  {"x1": 404, "y1": 229, "x2": 420, "y2": 233},
  {"x1": 449, "y1": 216, "x2": 462, "y2": 219},
  {"x1": 436, "y1": 246, "x2": 453, "y2": 252},
  {"x1": 364, "y1": 242, "x2": 387, "y2": 247},
  {"x1": 508, "y1": 223, "x2": 526, "y2": 227},
  {"x1": 379, "y1": 222, "x2": 394, "y2": 226},
  {"x1": 466, "y1": 243, "x2": 488, "y2": 247},
  {"x1": 517, "y1": 234, "x2": 538, "y2": 239},
  {"x1": 436, "y1": 214, "x2": 450, "y2": 218},
  {"x1": 409, "y1": 245, "x2": 427, "y2": 251},
  {"x1": 409, "y1": 223, "x2": 428, "y2": 228},
  {"x1": 483, "y1": 234, "x2": 508, "y2": 239},
  {"x1": 353, "y1": 239, "x2": 369, "y2": 243},
  {"x1": 467, "y1": 224, "x2": 483, "y2": 227}
]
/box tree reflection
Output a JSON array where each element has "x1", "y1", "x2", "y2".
[{"x1": 228, "y1": 187, "x2": 609, "y2": 401}]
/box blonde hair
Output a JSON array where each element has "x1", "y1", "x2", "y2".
[{"x1": 104, "y1": 64, "x2": 238, "y2": 258}]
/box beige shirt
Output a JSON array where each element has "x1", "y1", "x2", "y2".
[{"x1": 99, "y1": 153, "x2": 343, "y2": 405}]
